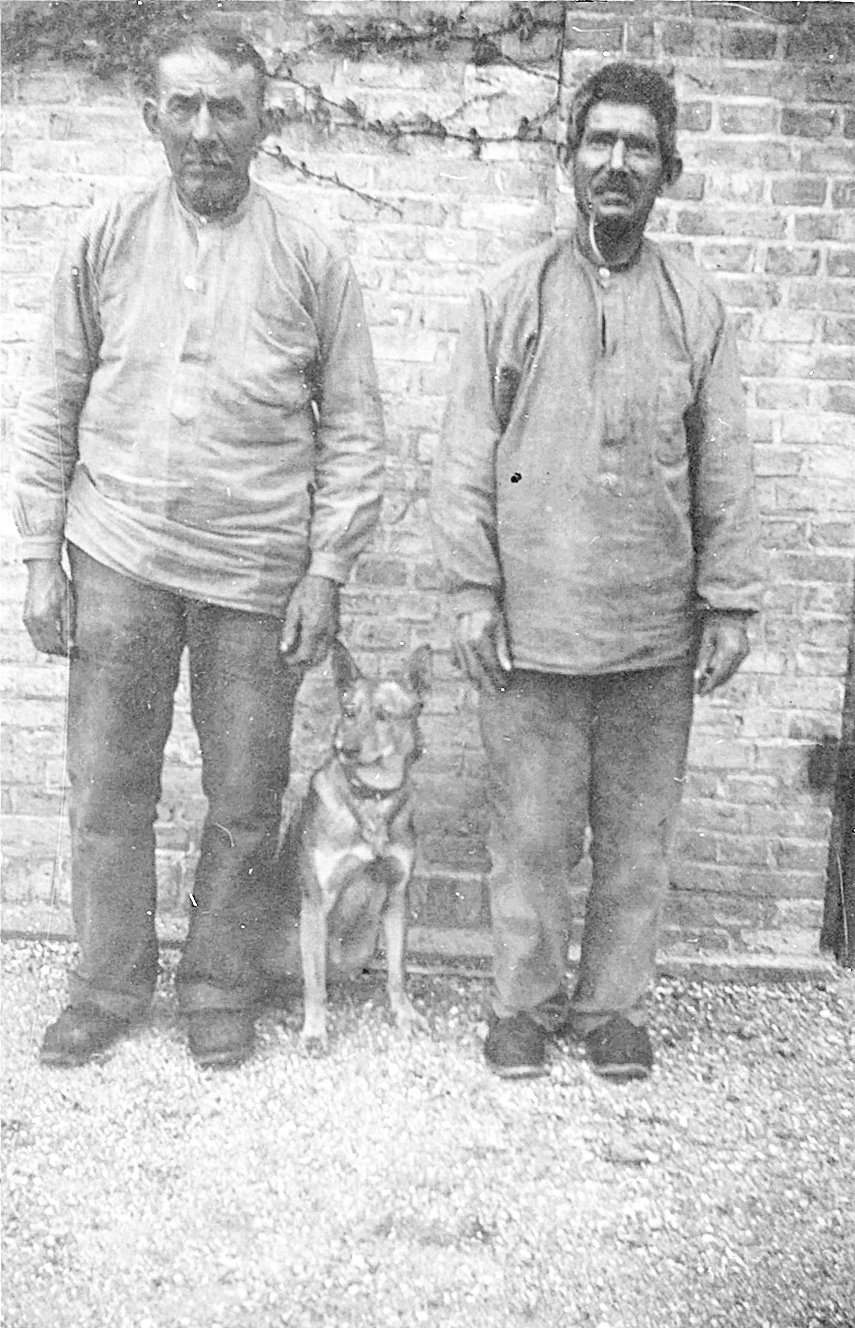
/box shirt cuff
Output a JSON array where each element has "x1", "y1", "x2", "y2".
[
  {"x1": 306, "y1": 551, "x2": 350, "y2": 583},
  {"x1": 19, "y1": 534, "x2": 65, "y2": 562},
  {"x1": 449, "y1": 587, "x2": 501, "y2": 617}
]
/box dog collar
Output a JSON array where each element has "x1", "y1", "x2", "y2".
[{"x1": 343, "y1": 768, "x2": 405, "y2": 802}]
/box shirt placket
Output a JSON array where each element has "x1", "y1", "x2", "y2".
[
  {"x1": 169, "y1": 216, "x2": 219, "y2": 449},
  {"x1": 596, "y1": 269, "x2": 630, "y2": 493}
]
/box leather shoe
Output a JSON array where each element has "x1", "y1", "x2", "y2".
[
  {"x1": 40, "y1": 1004, "x2": 130, "y2": 1067},
  {"x1": 484, "y1": 1011, "x2": 548, "y2": 1078},
  {"x1": 585, "y1": 1015, "x2": 653, "y2": 1081},
  {"x1": 187, "y1": 1010, "x2": 255, "y2": 1068}
]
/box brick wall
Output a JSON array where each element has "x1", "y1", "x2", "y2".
[{"x1": 2, "y1": 1, "x2": 854, "y2": 961}]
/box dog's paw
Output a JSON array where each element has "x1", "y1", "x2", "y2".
[
  {"x1": 300, "y1": 1029, "x2": 329, "y2": 1056},
  {"x1": 391, "y1": 1000, "x2": 429, "y2": 1035},
  {"x1": 300, "y1": 1011, "x2": 329, "y2": 1055}
]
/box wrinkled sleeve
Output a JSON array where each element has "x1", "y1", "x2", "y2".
[
  {"x1": 308, "y1": 257, "x2": 385, "y2": 583},
  {"x1": 430, "y1": 288, "x2": 504, "y2": 616},
  {"x1": 689, "y1": 313, "x2": 765, "y2": 615},
  {"x1": 12, "y1": 222, "x2": 101, "y2": 561}
]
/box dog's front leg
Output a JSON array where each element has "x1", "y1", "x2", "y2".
[
  {"x1": 383, "y1": 878, "x2": 427, "y2": 1034},
  {"x1": 299, "y1": 898, "x2": 329, "y2": 1053}
]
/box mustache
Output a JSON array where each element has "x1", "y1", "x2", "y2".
[
  {"x1": 593, "y1": 173, "x2": 634, "y2": 196},
  {"x1": 182, "y1": 150, "x2": 231, "y2": 166}
]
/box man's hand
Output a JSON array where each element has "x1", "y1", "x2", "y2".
[
  {"x1": 452, "y1": 606, "x2": 512, "y2": 690},
  {"x1": 22, "y1": 558, "x2": 76, "y2": 657},
  {"x1": 279, "y1": 574, "x2": 340, "y2": 668},
  {"x1": 694, "y1": 612, "x2": 751, "y2": 697}
]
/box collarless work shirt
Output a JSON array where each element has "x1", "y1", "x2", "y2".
[
  {"x1": 431, "y1": 233, "x2": 763, "y2": 674},
  {"x1": 13, "y1": 179, "x2": 385, "y2": 614}
]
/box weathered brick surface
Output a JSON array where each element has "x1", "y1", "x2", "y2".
[{"x1": 2, "y1": 1, "x2": 853, "y2": 961}]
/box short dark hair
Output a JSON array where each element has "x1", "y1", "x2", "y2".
[
  {"x1": 142, "y1": 19, "x2": 268, "y2": 105},
  {"x1": 566, "y1": 63, "x2": 680, "y2": 181}
]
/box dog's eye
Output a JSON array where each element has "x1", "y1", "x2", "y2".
[{"x1": 341, "y1": 704, "x2": 358, "y2": 720}]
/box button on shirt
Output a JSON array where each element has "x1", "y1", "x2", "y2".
[
  {"x1": 432, "y1": 233, "x2": 763, "y2": 674},
  {"x1": 13, "y1": 180, "x2": 386, "y2": 614}
]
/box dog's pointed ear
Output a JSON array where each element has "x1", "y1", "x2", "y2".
[
  {"x1": 330, "y1": 639, "x2": 361, "y2": 694},
  {"x1": 405, "y1": 645, "x2": 432, "y2": 699}
]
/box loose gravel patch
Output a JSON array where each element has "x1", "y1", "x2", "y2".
[{"x1": 2, "y1": 938, "x2": 854, "y2": 1328}]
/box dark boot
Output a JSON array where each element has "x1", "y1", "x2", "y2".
[
  {"x1": 40, "y1": 1004, "x2": 131, "y2": 1067},
  {"x1": 186, "y1": 1010, "x2": 255, "y2": 1069}
]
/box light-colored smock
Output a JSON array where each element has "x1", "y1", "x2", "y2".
[
  {"x1": 13, "y1": 179, "x2": 385, "y2": 614},
  {"x1": 432, "y1": 233, "x2": 763, "y2": 673}
]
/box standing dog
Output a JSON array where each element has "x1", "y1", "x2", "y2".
[{"x1": 282, "y1": 640, "x2": 431, "y2": 1051}]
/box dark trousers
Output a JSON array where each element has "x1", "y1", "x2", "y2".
[
  {"x1": 478, "y1": 662, "x2": 695, "y2": 1032},
  {"x1": 65, "y1": 546, "x2": 303, "y2": 1019}
]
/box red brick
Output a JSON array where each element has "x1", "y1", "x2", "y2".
[
  {"x1": 824, "y1": 384, "x2": 855, "y2": 414},
  {"x1": 676, "y1": 208, "x2": 786, "y2": 240},
  {"x1": 809, "y1": 513, "x2": 855, "y2": 547},
  {"x1": 801, "y1": 584, "x2": 854, "y2": 616},
  {"x1": 781, "y1": 106, "x2": 837, "y2": 139},
  {"x1": 832, "y1": 180, "x2": 855, "y2": 210},
  {"x1": 752, "y1": 446, "x2": 803, "y2": 478},
  {"x1": 719, "y1": 103, "x2": 779, "y2": 136},
  {"x1": 801, "y1": 349, "x2": 855, "y2": 380},
  {"x1": 786, "y1": 24, "x2": 855, "y2": 64},
  {"x1": 794, "y1": 213, "x2": 843, "y2": 243},
  {"x1": 689, "y1": 65, "x2": 805, "y2": 100},
  {"x1": 660, "y1": 20, "x2": 721, "y2": 58},
  {"x1": 705, "y1": 175, "x2": 764, "y2": 206},
  {"x1": 11, "y1": 68, "x2": 82, "y2": 105},
  {"x1": 624, "y1": 16, "x2": 655, "y2": 58},
  {"x1": 828, "y1": 250, "x2": 855, "y2": 279},
  {"x1": 690, "y1": 141, "x2": 794, "y2": 172},
  {"x1": 758, "y1": 310, "x2": 816, "y2": 344},
  {"x1": 699, "y1": 241, "x2": 756, "y2": 274},
  {"x1": 754, "y1": 382, "x2": 811, "y2": 412},
  {"x1": 721, "y1": 25, "x2": 779, "y2": 61},
  {"x1": 789, "y1": 281, "x2": 855, "y2": 313},
  {"x1": 563, "y1": 14, "x2": 625, "y2": 51},
  {"x1": 799, "y1": 143, "x2": 855, "y2": 174},
  {"x1": 770, "y1": 177, "x2": 827, "y2": 207},
  {"x1": 779, "y1": 552, "x2": 854, "y2": 585},
  {"x1": 765, "y1": 247, "x2": 820, "y2": 277},
  {"x1": 822, "y1": 315, "x2": 855, "y2": 344},
  {"x1": 678, "y1": 102, "x2": 713, "y2": 133}
]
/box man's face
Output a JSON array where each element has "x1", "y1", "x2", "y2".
[
  {"x1": 143, "y1": 47, "x2": 266, "y2": 217},
  {"x1": 572, "y1": 101, "x2": 666, "y2": 237}
]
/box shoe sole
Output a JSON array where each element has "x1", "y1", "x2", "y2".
[
  {"x1": 190, "y1": 1045, "x2": 253, "y2": 1069},
  {"x1": 486, "y1": 1060, "x2": 549, "y2": 1079},
  {"x1": 40, "y1": 1045, "x2": 118, "y2": 1068},
  {"x1": 590, "y1": 1061, "x2": 651, "y2": 1081}
]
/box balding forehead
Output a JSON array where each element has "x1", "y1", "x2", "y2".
[{"x1": 156, "y1": 47, "x2": 263, "y2": 102}]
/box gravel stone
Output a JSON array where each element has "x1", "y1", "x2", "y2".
[{"x1": 2, "y1": 939, "x2": 854, "y2": 1328}]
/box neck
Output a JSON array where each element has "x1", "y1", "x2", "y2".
[{"x1": 576, "y1": 213, "x2": 644, "y2": 272}]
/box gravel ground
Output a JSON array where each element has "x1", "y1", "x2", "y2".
[{"x1": 2, "y1": 938, "x2": 854, "y2": 1328}]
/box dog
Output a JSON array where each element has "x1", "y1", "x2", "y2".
[{"x1": 281, "y1": 639, "x2": 431, "y2": 1052}]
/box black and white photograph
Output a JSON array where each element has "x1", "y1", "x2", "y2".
[{"x1": 1, "y1": 2, "x2": 854, "y2": 1325}]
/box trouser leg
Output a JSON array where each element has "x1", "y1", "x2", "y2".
[
  {"x1": 570, "y1": 660, "x2": 695, "y2": 1033},
  {"x1": 176, "y1": 603, "x2": 303, "y2": 1014},
  {"x1": 66, "y1": 546, "x2": 183, "y2": 1019},
  {"x1": 479, "y1": 671, "x2": 591, "y2": 1022}
]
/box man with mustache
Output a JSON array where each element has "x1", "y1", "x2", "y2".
[
  {"x1": 13, "y1": 22, "x2": 385, "y2": 1068},
  {"x1": 432, "y1": 63, "x2": 763, "y2": 1080}
]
